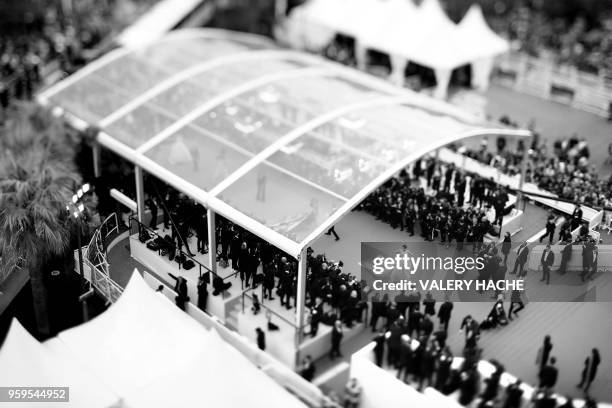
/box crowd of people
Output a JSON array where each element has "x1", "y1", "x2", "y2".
[
  {"x1": 458, "y1": 119, "x2": 612, "y2": 208},
  {"x1": 359, "y1": 158, "x2": 510, "y2": 248},
  {"x1": 368, "y1": 293, "x2": 602, "y2": 408},
  {"x1": 141, "y1": 183, "x2": 368, "y2": 339},
  {"x1": 486, "y1": 2, "x2": 612, "y2": 75},
  {"x1": 0, "y1": 0, "x2": 159, "y2": 120}
]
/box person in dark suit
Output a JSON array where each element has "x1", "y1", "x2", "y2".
[
  {"x1": 237, "y1": 242, "x2": 250, "y2": 287},
  {"x1": 145, "y1": 197, "x2": 158, "y2": 229},
  {"x1": 372, "y1": 329, "x2": 386, "y2": 367},
  {"x1": 512, "y1": 242, "x2": 530, "y2": 277},
  {"x1": 255, "y1": 327, "x2": 265, "y2": 351},
  {"x1": 438, "y1": 300, "x2": 453, "y2": 332},
  {"x1": 558, "y1": 241, "x2": 573, "y2": 275},
  {"x1": 540, "y1": 216, "x2": 556, "y2": 244},
  {"x1": 195, "y1": 209, "x2": 208, "y2": 255},
  {"x1": 329, "y1": 320, "x2": 343, "y2": 359},
  {"x1": 262, "y1": 262, "x2": 276, "y2": 300},
  {"x1": 386, "y1": 320, "x2": 403, "y2": 367},
  {"x1": 577, "y1": 348, "x2": 601, "y2": 392},
  {"x1": 325, "y1": 226, "x2": 340, "y2": 241},
  {"x1": 197, "y1": 274, "x2": 208, "y2": 311},
  {"x1": 434, "y1": 346, "x2": 453, "y2": 391},
  {"x1": 538, "y1": 357, "x2": 558, "y2": 390},
  {"x1": 503, "y1": 379, "x2": 524, "y2": 408},
  {"x1": 587, "y1": 242, "x2": 598, "y2": 281},
  {"x1": 309, "y1": 296, "x2": 323, "y2": 337},
  {"x1": 461, "y1": 315, "x2": 480, "y2": 349},
  {"x1": 538, "y1": 335, "x2": 553, "y2": 374},
  {"x1": 300, "y1": 355, "x2": 316, "y2": 381},
  {"x1": 571, "y1": 205, "x2": 583, "y2": 230},
  {"x1": 540, "y1": 244, "x2": 555, "y2": 284},
  {"x1": 369, "y1": 292, "x2": 386, "y2": 332},
  {"x1": 508, "y1": 289, "x2": 525, "y2": 320},
  {"x1": 501, "y1": 232, "x2": 512, "y2": 266},
  {"x1": 173, "y1": 276, "x2": 189, "y2": 311},
  {"x1": 581, "y1": 240, "x2": 594, "y2": 282}
]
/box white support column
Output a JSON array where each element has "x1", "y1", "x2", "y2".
[
  {"x1": 433, "y1": 68, "x2": 452, "y2": 100},
  {"x1": 294, "y1": 247, "x2": 308, "y2": 367},
  {"x1": 389, "y1": 54, "x2": 407, "y2": 87},
  {"x1": 92, "y1": 142, "x2": 101, "y2": 178},
  {"x1": 355, "y1": 41, "x2": 367, "y2": 71},
  {"x1": 135, "y1": 165, "x2": 145, "y2": 222},
  {"x1": 207, "y1": 208, "x2": 217, "y2": 273},
  {"x1": 518, "y1": 133, "x2": 532, "y2": 210}
]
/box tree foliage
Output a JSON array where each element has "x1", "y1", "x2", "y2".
[{"x1": 0, "y1": 103, "x2": 95, "y2": 335}]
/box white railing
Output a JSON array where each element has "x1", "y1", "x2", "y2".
[{"x1": 77, "y1": 213, "x2": 122, "y2": 303}]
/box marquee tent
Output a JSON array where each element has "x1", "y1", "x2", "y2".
[
  {"x1": 38, "y1": 27, "x2": 529, "y2": 334},
  {"x1": 284, "y1": 0, "x2": 510, "y2": 98},
  {"x1": 38, "y1": 28, "x2": 527, "y2": 259},
  {"x1": 0, "y1": 272, "x2": 307, "y2": 408},
  {"x1": 0, "y1": 320, "x2": 118, "y2": 408}
]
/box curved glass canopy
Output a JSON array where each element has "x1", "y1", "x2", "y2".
[{"x1": 39, "y1": 28, "x2": 530, "y2": 257}]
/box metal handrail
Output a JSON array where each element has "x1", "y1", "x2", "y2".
[
  {"x1": 241, "y1": 290, "x2": 301, "y2": 330},
  {"x1": 128, "y1": 215, "x2": 220, "y2": 280}
]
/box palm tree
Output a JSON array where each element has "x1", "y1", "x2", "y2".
[{"x1": 0, "y1": 103, "x2": 84, "y2": 337}]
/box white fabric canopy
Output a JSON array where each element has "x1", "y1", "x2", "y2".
[
  {"x1": 457, "y1": 4, "x2": 510, "y2": 61},
  {"x1": 123, "y1": 329, "x2": 306, "y2": 408},
  {"x1": 286, "y1": 0, "x2": 509, "y2": 72},
  {"x1": 57, "y1": 271, "x2": 208, "y2": 395},
  {"x1": 0, "y1": 271, "x2": 307, "y2": 408},
  {"x1": 0, "y1": 320, "x2": 118, "y2": 408}
]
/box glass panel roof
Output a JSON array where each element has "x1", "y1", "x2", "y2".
[
  {"x1": 105, "y1": 57, "x2": 311, "y2": 148},
  {"x1": 40, "y1": 29, "x2": 519, "y2": 255},
  {"x1": 216, "y1": 162, "x2": 346, "y2": 243},
  {"x1": 47, "y1": 35, "x2": 273, "y2": 126}
]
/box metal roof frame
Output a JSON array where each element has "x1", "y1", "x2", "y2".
[{"x1": 38, "y1": 28, "x2": 532, "y2": 258}]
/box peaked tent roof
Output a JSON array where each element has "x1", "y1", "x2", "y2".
[
  {"x1": 288, "y1": 0, "x2": 509, "y2": 71},
  {"x1": 457, "y1": 4, "x2": 509, "y2": 61},
  {"x1": 122, "y1": 329, "x2": 307, "y2": 408},
  {"x1": 57, "y1": 271, "x2": 213, "y2": 395},
  {"x1": 0, "y1": 272, "x2": 307, "y2": 408},
  {"x1": 38, "y1": 28, "x2": 529, "y2": 258},
  {"x1": 0, "y1": 319, "x2": 118, "y2": 408}
]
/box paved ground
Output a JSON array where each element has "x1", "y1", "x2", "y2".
[{"x1": 310, "y1": 210, "x2": 612, "y2": 402}]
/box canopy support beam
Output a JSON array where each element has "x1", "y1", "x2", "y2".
[
  {"x1": 135, "y1": 165, "x2": 145, "y2": 223},
  {"x1": 98, "y1": 50, "x2": 305, "y2": 127},
  {"x1": 209, "y1": 95, "x2": 429, "y2": 197},
  {"x1": 298, "y1": 128, "x2": 533, "y2": 251},
  {"x1": 92, "y1": 142, "x2": 101, "y2": 178},
  {"x1": 136, "y1": 67, "x2": 332, "y2": 154},
  {"x1": 294, "y1": 247, "x2": 307, "y2": 367},
  {"x1": 207, "y1": 208, "x2": 217, "y2": 274},
  {"x1": 518, "y1": 133, "x2": 532, "y2": 210}
]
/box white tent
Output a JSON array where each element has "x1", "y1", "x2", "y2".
[
  {"x1": 0, "y1": 272, "x2": 307, "y2": 408},
  {"x1": 57, "y1": 270, "x2": 209, "y2": 395},
  {"x1": 0, "y1": 320, "x2": 118, "y2": 408},
  {"x1": 122, "y1": 329, "x2": 306, "y2": 408},
  {"x1": 457, "y1": 4, "x2": 510, "y2": 90},
  {"x1": 284, "y1": 0, "x2": 510, "y2": 98}
]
